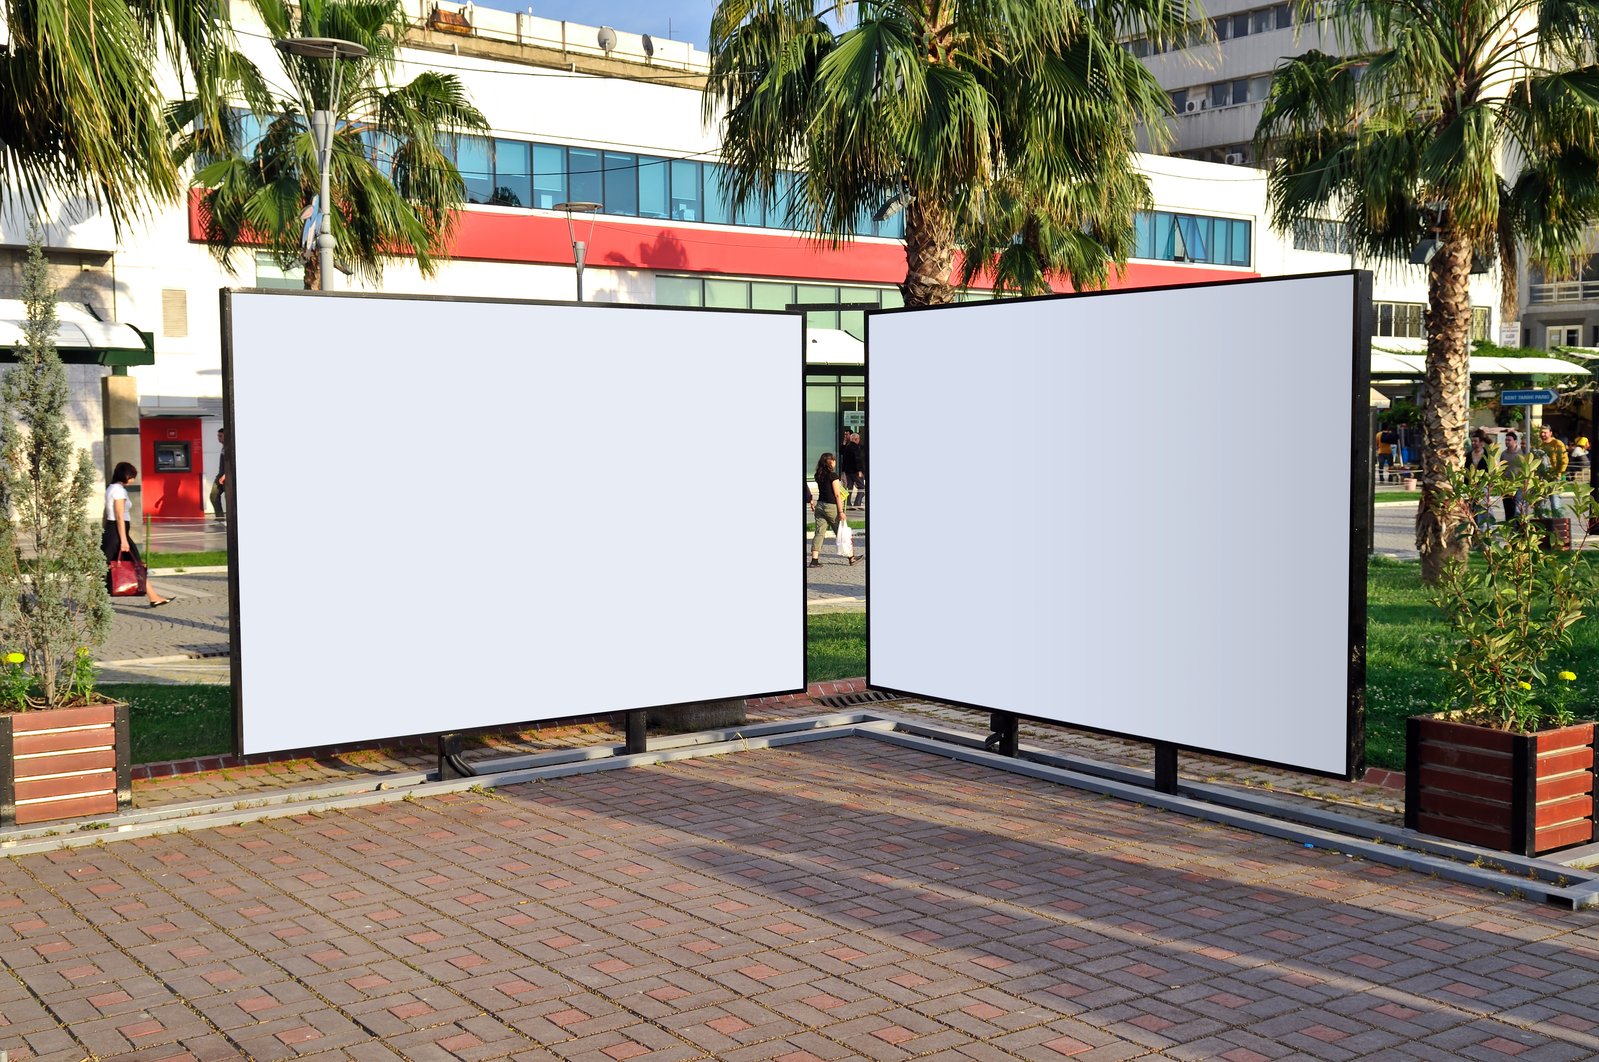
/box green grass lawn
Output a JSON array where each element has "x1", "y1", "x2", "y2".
[
  {"x1": 101, "y1": 683, "x2": 233, "y2": 764},
  {"x1": 109, "y1": 562, "x2": 1599, "y2": 772},
  {"x1": 808, "y1": 612, "x2": 867, "y2": 683},
  {"x1": 147, "y1": 550, "x2": 228, "y2": 569}
]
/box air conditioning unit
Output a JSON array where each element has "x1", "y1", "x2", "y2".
[
  {"x1": 1224, "y1": 151, "x2": 1246, "y2": 165},
  {"x1": 1184, "y1": 99, "x2": 1201, "y2": 114}
]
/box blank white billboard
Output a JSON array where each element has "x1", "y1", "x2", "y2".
[
  {"x1": 867, "y1": 272, "x2": 1368, "y2": 777},
  {"x1": 224, "y1": 292, "x2": 804, "y2": 755}
]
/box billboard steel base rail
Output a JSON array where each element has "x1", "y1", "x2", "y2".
[{"x1": 5, "y1": 711, "x2": 1598, "y2": 909}]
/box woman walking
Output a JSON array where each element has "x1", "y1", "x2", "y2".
[
  {"x1": 104, "y1": 462, "x2": 171, "y2": 607},
  {"x1": 809, "y1": 452, "x2": 862, "y2": 568}
]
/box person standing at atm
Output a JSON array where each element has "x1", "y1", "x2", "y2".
[
  {"x1": 104, "y1": 462, "x2": 172, "y2": 607},
  {"x1": 209, "y1": 427, "x2": 229, "y2": 523}
]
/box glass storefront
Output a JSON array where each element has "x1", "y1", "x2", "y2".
[{"x1": 806, "y1": 378, "x2": 867, "y2": 475}]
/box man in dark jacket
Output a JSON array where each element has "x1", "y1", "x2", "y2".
[
  {"x1": 210, "y1": 428, "x2": 229, "y2": 522},
  {"x1": 840, "y1": 431, "x2": 864, "y2": 505}
]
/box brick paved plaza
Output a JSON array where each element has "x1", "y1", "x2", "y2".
[{"x1": 5, "y1": 738, "x2": 1599, "y2": 1060}]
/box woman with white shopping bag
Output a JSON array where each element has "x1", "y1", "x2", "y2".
[{"x1": 809, "y1": 452, "x2": 862, "y2": 568}]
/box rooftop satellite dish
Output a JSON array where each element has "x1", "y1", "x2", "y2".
[
  {"x1": 597, "y1": 26, "x2": 617, "y2": 54},
  {"x1": 642, "y1": 33, "x2": 654, "y2": 58}
]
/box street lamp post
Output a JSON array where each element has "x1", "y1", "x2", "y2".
[
  {"x1": 274, "y1": 36, "x2": 370, "y2": 291},
  {"x1": 553, "y1": 201, "x2": 601, "y2": 301}
]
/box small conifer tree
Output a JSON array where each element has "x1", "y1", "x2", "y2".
[{"x1": 0, "y1": 225, "x2": 111, "y2": 708}]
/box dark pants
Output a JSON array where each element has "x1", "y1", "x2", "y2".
[{"x1": 1503, "y1": 495, "x2": 1522, "y2": 521}]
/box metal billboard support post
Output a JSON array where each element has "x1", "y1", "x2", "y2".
[
  {"x1": 1154, "y1": 743, "x2": 1179, "y2": 794},
  {"x1": 984, "y1": 711, "x2": 1018, "y2": 757},
  {"x1": 438, "y1": 733, "x2": 475, "y2": 780},
  {"x1": 625, "y1": 711, "x2": 648, "y2": 755}
]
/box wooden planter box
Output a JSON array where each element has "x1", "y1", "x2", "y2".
[
  {"x1": 1405, "y1": 715, "x2": 1595, "y2": 855},
  {"x1": 0, "y1": 702, "x2": 130, "y2": 826}
]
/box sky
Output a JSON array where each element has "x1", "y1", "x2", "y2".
[{"x1": 475, "y1": 2, "x2": 720, "y2": 47}]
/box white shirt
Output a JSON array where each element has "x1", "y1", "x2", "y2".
[{"x1": 105, "y1": 483, "x2": 129, "y2": 523}]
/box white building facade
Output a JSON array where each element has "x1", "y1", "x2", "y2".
[{"x1": 2, "y1": 0, "x2": 1485, "y2": 519}]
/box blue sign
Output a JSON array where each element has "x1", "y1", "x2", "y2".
[{"x1": 1501, "y1": 388, "x2": 1558, "y2": 405}]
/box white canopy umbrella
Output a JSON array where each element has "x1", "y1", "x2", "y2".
[
  {"x1": 1371, "y1": 351, "x2": 1592, "y2": 377},
  {"x1": 806, "y1": 327, "x2": 863, "y2": 366}
]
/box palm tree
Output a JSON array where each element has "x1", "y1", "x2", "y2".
[
  {"x1": 0, "y1": 0, "x2": 236, "y2": 229},
  {"x1": 181, "y1": 0, "x2": 488, "y2": 290},
  {"x1": 1254, "y1": 1, "x2": 1599, "y2": 582},
  {"x1": 704, "y1": 0, "x2": 1191, "y2": 306}
]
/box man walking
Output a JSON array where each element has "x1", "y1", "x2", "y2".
[
  {"x1": 1502, "y1": 431, "x2": 1524, "y2": 520},
  {"x1": 840, "y1": 430, "x2": 865, "y2": 507},
  {"x1": 1536, "y1": 424, "x2": 1569, "y2": 519},
  {"x1": 210, "y1": 427, "x2": 229, "y2": 522},
  {"x1": 1537, "y1": 424, "x2": 1569, "y2": 480}
]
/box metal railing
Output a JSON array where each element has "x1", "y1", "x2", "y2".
[{"x1": 1529, "y1": 281, "x2": 1599, "y2": 304}]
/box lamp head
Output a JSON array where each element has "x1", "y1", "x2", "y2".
[
  {"x1": 274, "y1": 36, "x2": 370, "y2": 60},
  {"x1": 1409, "y1": 237, "x2": 1439, "y2": 266}
]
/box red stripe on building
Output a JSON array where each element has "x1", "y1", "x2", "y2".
[{"x1": 189, "y1": 191, "x2": 1257, "y2": 289}]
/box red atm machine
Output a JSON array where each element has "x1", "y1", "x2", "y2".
[{"x1": 139, "y1": 418, "x2": 204, "y2": 521}]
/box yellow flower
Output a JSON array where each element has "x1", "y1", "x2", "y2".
[
  {"x1": 1560, "y1": 671, "x2": 1578, "y2": 682},
  {"x1": 2, "y1": 652, "x2": 22, "y2": 665},
  {"x1": 1519, "y1": 681, "x2": 1533, "y2": 690}
]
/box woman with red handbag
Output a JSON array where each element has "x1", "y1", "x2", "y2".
[{"x1": 104, "y1": 462, "x2": 171, "y2": 608}]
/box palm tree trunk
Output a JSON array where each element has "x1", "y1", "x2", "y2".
[
  {"x1": 1418, "y1": 230, "x2": 1475, "y2": 583},
  {"x1": 901, "y1": 195, "x2": 958, "y2": 307}
]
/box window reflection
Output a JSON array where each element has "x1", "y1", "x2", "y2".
[{"x1": 227, "y1": 107, "x2": 911, "y2": 241}]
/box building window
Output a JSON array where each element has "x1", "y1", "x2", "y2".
[
  {"x1": 1292, "y1": 218, "x2": 1351, "y2": 255},
  {"x1": 492, "y1": 139, "x2": 531, "y2": 207},
  {"x1": 670, "y1": 160, "x2": 702, "y2": 221},
  {"x1": 602, "y1": 151, "x2": 639, "y2": 215},
  {"x1": 703, "y1": 164, "x2": 732, "y2": 224},
  {"x1": 638, "y1": 155, "x2": 669, "y2": 219},
  {"x1": 655, "y1": 277, "x2": 905, "y2": 339},
  {"x1": 1376, "y1": 302, "x2": 1425, "y2": 339},
  {"x1": 567, "y1": 148, "x2": 603, "y2": 205},
  {"x1": 161, "y1": 289, "x2": 188, "y2": 338},
  {"x1": 532, "y1": 144, "x2": 566, "y2": 209},
  {"x1": 233, "y1": 99, "x2": 905, "y2": 241},
  {"x1": 655, "y1": 276, "x2": 703, "y2": 306},
  {"x1": 452, "y1": 135, "x2": 494, "y2": 204},
  {"x1": 704, "y1": 278, "x2": 751, "y2": 308},
  {"x1": 254, "y1": 252, "x2": 304, "y2": 290},
  {"x1": 1374, "y1": 302, "x2": 1491, "y2": 341},
  {"x1": 1133, "y1": 211, "x2": 1251, "y2": 267}
]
